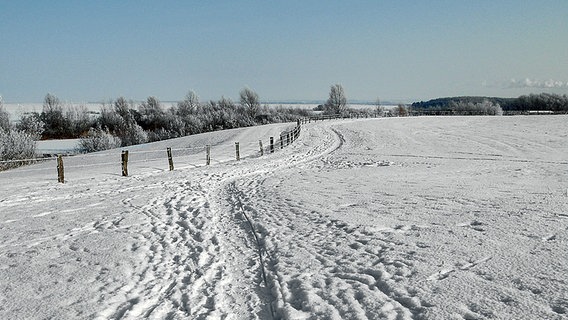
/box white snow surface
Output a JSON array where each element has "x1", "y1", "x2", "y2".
[{"x1": 1, "y1": 116, "x2": 567, "y2": 320}]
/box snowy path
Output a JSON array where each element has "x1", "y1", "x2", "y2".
[
  {"x1": 225, "y1": 126, "x2": 426, "y2": 319},
  {"x1": 1, "y1": 116, "x2": 567, "y2": 319}
]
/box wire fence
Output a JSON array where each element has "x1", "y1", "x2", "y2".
[
  {"x1": 0, "y1": 114, "x2": 364, "y2": 181},
  {"x1": 0, "y1": 113, "x2": 390, "y2": 177},
  {"x1": 0, "y1": 119, "x2": 313, "y2": 182}
]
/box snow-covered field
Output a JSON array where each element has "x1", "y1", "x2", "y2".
[{"x1": 1, "y1": 116, "x2": 567, "y2": 319}]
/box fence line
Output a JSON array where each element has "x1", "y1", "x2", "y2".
[
  {"x1": 1, "y1": 119, "x2": 314, "y2": 182},
  {"x1": 2, "y1": 111, "x2": 561, "y2": 179},
  {"x1": 0, "y1": 115, "x2": 333, "y2": 176},
  {"x1": 0, "y1": 157, "x2": 56, "y2": 164},
  {"x1": 1, "y1": 115, "x2": 357, "y2": 181}
]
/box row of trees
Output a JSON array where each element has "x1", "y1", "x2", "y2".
[
  {"x1": 409, "y1": 100, "x2": 503, "y2": 116},
  {"x1": 81, "y1": 88, "x2": 312, "y2": 152},
  {"x1": 411, "y1": 93, "x2": 568, "y2": 114},
  {"x1": 2, "y1": 88, "x2": 316, "y2": 156}
]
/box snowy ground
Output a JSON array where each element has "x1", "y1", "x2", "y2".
[{"x1": 1, "y1": 116, "x2": 567, "y2": 319}]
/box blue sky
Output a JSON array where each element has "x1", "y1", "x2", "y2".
[{"x1": 1, "y1": 0, "x2": 567, "y2": 103}]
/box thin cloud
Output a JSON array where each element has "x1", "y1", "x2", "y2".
[{"x1": 506, "y1": 78, "x2": 568, "y2": 89}]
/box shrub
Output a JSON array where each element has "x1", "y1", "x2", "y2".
[
  {"x1": 16, "y1": 112, "x2": 45, "y2": 140},
  {"x1": 97, "y1": 97, "x2": 148, "y2": 147},
  {"x1": 0, "y1": 129, "x2": 37, "y2": 170},
  {"x1": 78, "y1": 128, "x2": 122, "y2": 153},
  {"x1": 120, "y1": 123, "x2": 148, "y2": 147}
]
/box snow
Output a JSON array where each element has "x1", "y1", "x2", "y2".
[
  {"x1": 36, "y1": 139, "x2": 81, "y2": 155},
  {"x1": 1, "y1": 116, "x2": 567, "y2": 319}
]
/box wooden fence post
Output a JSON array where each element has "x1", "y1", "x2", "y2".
[
  {"x1": 259, "y1": 140, "x2": 264, "y2": 156},
  {"x1": 270, "y1": 137, "x2": 274, "y2": 153},
  {"x1": 167, "y1": 147, "x2": 174, "y2": 171},
  {"x1": 206, "y1": 145, "x2": 211, "y2": 165},
  {"x1": 57, "y1": 155, "x2": 64, "y2": 183},
  {"x1": 287, "y1": 133, "x2": 290, "y2": 146},
  {"x1": 280, "y1": 135, "x2": 284, "y2": 149},
  {"x1": 121, "y1": 150, "x2": 129, "y2": 177},
  {"x1": 235, "y1": 142, "x2": 240, "y2": 161}
]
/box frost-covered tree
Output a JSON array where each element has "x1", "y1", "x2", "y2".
[
  {"x1": 324, "y1": 84, "x2": 347, "y2": 115},
  {"x1": 78, "y1": 127, "x2": 121, "y2": 153},
  {"x1": 98, "y1": 97, "x2": 148, "y2": 147},
  {"x1": 0, "y1": 97, "x2": 10, "y2": 131},
  {"x1": 113, "y1": 97, "x2": 134, "y2": 122},
  {"x1": 239, "y1": 87, "x2": 260, "y2": 118},
  {"x1": 0, "y1": 129, "x2": 37, "y2": 170},
  {"x1": 218, "y1": 96, "x2": 235, "y2": 109},
  {"x1": 120, "y1": 123, "x2": 148, "y2": 147},
  {"x1": 16, "y1": 113, "x2": 44, "y2": 140},
  {"x1": 138, "y1": 96, "x2": 165, "y2": 130},
  {"x1": 177, "y1": 90, "x2": 200, "y2": 117}
]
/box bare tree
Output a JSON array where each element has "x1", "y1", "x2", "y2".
[
  {"x1": 43, "y1": 93, "x2": 61, "y2": 112},
  {"x1": 374, "y1": 97, "x2": 384, "y2": 117},
  {"x1": 396, "y1": 104, "x2": 408, "y2": 117},
  {"x1": 324, "y1": 84, "x2": 347, "y2": 115},
  {"x1": 239, "y1": 87, "x2": 260, "y2": 118}
]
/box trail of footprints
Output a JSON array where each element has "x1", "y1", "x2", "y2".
[
  {"x1": 92, "y1": 123, "x2": 386, "y2": 319},
  {"x1": 230, "y1": 177, "x2": 428, "y2": 319},
  {"x1": 96, "y1": 181, "x2": 227, "y2": 319}
]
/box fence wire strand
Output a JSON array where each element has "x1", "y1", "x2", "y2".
[{"x1": 1, "y1": 120, "x2": 307, "y2": 178}]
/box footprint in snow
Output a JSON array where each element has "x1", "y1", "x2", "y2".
[
  {"x1": 551, "y1": 298, "x2": 568, "y2": 315},
  {"x1": 428, "y1": 256, "x2": 491, "y2": 281},
  {"x1": 427, "y1": 268, "x2": 455, "y2": 281},
  {"x1": 542, "y1": 234, "x2": 556, "y2": 242},
  {"x1": 457, "y1": 220, "x2": 485, "y2": 232}
]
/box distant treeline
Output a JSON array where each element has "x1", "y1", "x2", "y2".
[{"x1": 411, "y1": 93, "x2": 568, "y2": 114}]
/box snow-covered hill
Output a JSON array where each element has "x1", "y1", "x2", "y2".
[{"x1": 1, "y1": 116, "x2": 567, "y2": 319}]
